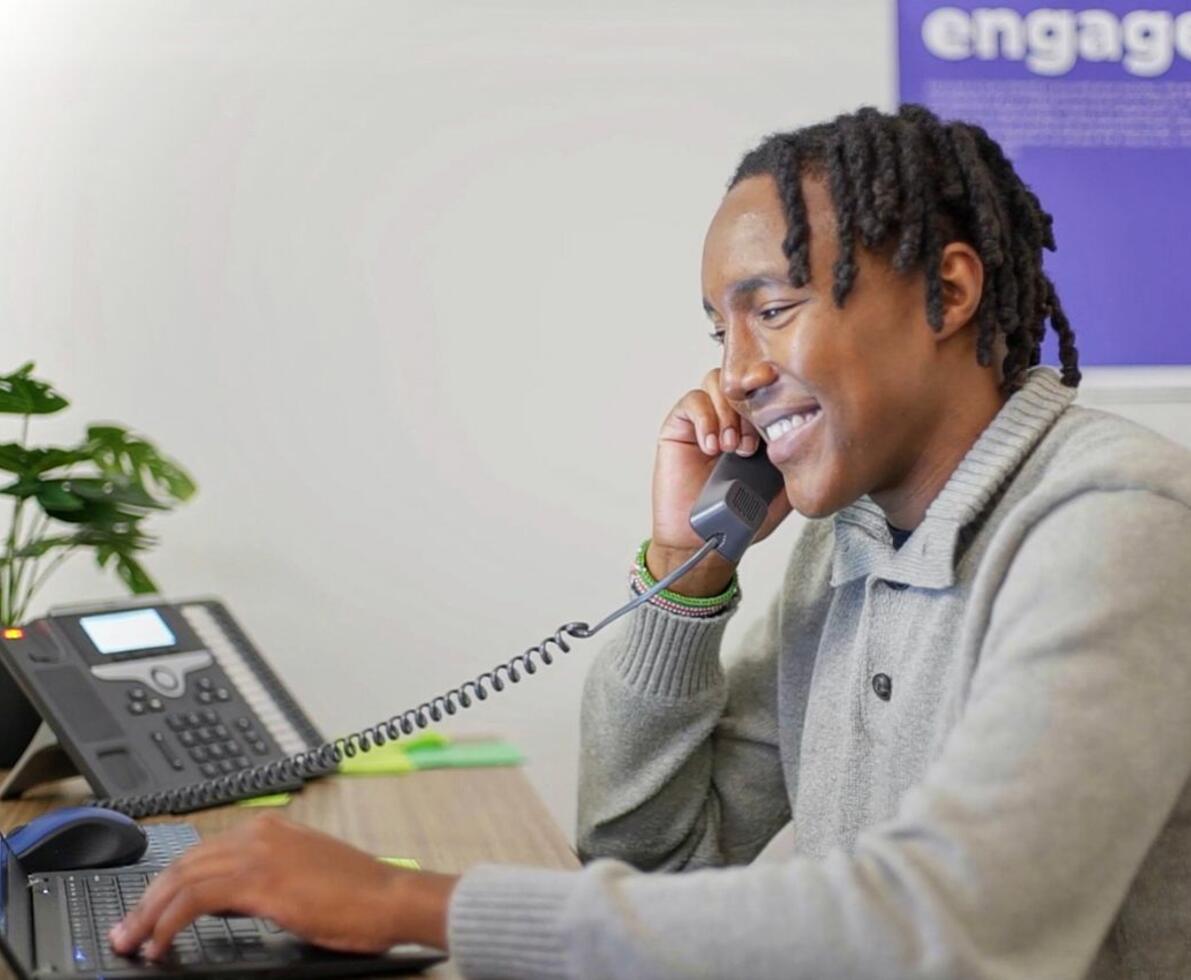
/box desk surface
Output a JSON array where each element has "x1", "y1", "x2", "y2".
[{"x1": 0, "y1": 768, "x2": 579, "y2": 979}]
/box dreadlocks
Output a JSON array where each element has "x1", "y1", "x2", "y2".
[{"x1": 729, "y1": 104, "x2": 1080, "y2": 393}]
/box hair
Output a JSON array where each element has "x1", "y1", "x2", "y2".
[{"x1": 729, "y1": 104, "x2": 1080, "y2": 392}]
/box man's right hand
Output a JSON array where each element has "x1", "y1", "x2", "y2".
[{"x1": 649, "y1": 367, "x2": 793, "y2": 597}]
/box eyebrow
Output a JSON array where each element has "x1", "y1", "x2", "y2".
[{"x1": 701, "y1": 275, "x2": 794, "y2": 316}]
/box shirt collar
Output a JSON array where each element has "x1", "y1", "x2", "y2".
[{"x1": 830, "y1": 367, "x2": 1077, "y2": 591}]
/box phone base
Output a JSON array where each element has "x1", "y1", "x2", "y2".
[
  {"x1": 0, "y1": 658, "x2": 40, "y2": 767},
  {"x1": 0, "y1": 723, "x2": 79, "y2": 800}
]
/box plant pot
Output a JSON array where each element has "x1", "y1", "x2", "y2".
[{"x1": 0, "y1": 658, "x2": 40, "y2": 767}]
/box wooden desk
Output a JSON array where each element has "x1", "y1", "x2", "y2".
[{"x1": 0, "y1": 768, "x2": 579, "y2": 979}]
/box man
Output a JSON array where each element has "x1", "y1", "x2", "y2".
[{"x1": 112, "y1": 105, "x2": 1191, "y2": 978}]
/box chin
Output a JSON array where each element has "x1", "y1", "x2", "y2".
[
  {"x1": 783, "y1": 472, "x2": 854, "y2": 520},
  {"x1": 792, "y1": 500, "x2": 839, "y2": 520}
]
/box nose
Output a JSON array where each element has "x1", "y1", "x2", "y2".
[{"x1": 719, "y1": 321, "x2": 777, "y2": 404}]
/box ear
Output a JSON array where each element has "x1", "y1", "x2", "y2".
[{"x1": 931, "y1": 241, "x2": 984, "y2": 342}]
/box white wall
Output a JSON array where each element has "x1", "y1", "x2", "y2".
[{"x1": 2, "y1": 1, "x2": 1187, "y2": 837}]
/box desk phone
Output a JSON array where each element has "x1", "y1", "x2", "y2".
[{"x1": 0, "y1": 599, "x2": 324, "y2": 812}]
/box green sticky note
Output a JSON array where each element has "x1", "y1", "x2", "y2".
[
  {"x1": 378, "y1": 856, "x2": 421, "y2": 870},
  {"x1": 398, "y1": 730, "x2": 449, "y2": 751},
  {"x1": 337, "y1": 740, "x2": 415, "y2": 775},
  {"x1": 336, "y1": 733, "x2": 521, "y2": 775},
  {"x1": 236, "y1": 792, "x2": 292, "y2": 807},
  {"x1": 403, "y1": 740, "x2": 523, "y2": 770}
]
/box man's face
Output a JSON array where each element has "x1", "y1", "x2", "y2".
[{"x1": 701, "y1": 173, "x2": 943, "y2": 519}]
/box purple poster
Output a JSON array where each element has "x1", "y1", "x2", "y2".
[{"x1": 897, "y1": 1, "x2": 1191, "y2": 366}]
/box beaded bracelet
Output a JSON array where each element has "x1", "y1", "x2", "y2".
[{"x1": 629, "y1": 539, "x2": 739, "y2": 617}]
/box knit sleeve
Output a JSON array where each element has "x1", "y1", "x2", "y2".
[
  {"x1": 572, "y1": 575, "x2": 791, "y2": 872},
  {"x1": 448, "y1": 490, "x2": 1191, "y2": 979}
]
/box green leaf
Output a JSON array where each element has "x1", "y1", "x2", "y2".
[
  {"x1": 144, "y1": 456, "x2": 197, "y2": 500},
  {"x1": 37, "y1": 493, "x2": 126, "y2": 526},
  {"x1": 84, "y1": 425, "x2": 196, "y2": 502},
  {"x1": 0, "y1": 443, "x2": 92, "y2": 476},
  {"x1": 30, "y1": 447, "x2": 93, "y2": 475},
  {"x1": 35, "y1": 482, "x2": 85, "y2": 512},
  {"x1": 10, "y1": 535, "x2": 77, "y2": 559},
  {"x1": 73, "y1": 524, "x2": 156, "y2": 552},
  {"x1": 0, "y1": 476, "x2": 166, "y2": 522},
  {"x1": 112, "y1": 552, "x2": 157, "y2": 594},
  {"x1": 0, "y1": 444, "x2": 32, "y2": 472},
  {"x1": 0, "y1": 364, "x2": 69, "y2": 416},
  {"x1": 62, "y1": 477, "x2": 166, "y2": 510}
]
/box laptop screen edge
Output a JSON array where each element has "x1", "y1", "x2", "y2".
[{"x1": 0, "y1": 828, "x2": 34, "y2": 979}]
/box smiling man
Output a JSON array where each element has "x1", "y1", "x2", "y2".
[{"x1": 112, "y1": 105, "x2": 1191, "y2": 979}]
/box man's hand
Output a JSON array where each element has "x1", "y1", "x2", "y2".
[{"x1": 108, "y1": 814, "x2": 458, "y2": 961}]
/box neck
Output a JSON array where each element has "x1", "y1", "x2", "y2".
[{"x1": 871, "y1": 376, "x2": 1007, "y2": 530}]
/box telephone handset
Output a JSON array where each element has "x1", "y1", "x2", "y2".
[
  {"x1": 0, "y1": 446, "x2": 784, "y2": 817},
  {"x1": 690, "y1": 439, "x2": 786, "y2": 563}
]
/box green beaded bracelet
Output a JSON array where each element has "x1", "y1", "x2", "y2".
[{"x1": 635, "y1": 539, "x2": 739, "y2": 608}]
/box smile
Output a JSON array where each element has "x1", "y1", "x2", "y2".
[{"x1": 762, "y1": 407, "x2": 822, "y2": 465}]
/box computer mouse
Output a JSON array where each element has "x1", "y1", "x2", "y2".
[{"x1": 7, "y1": 806, "x2": 148, "y2": 874}]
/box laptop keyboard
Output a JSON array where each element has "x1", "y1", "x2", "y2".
[
  {"x1": 58, "y1": 823, "x2": 280, "y2": 972},
  {"x1": 128, "y1": 822, "x2": 202, "y2": 871},
  {"x1": 64, "y1": 871, "x2": 279, "y2": 972}
]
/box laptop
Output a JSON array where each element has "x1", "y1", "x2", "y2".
[{"x1": 0, "y1": 823, "x2": 446, "y2": 978}]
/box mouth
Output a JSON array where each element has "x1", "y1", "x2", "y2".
[{"x1": 757, "y1": 404, "x2": 822, "y2": 466}]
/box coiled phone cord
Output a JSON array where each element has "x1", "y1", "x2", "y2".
[{"x1": 95, "y1": 534, "x2": 726, "y2": 818}]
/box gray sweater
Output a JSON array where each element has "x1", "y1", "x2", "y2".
[{"x1": 448, "y1": 367, "x2": 1191, "y2": 979}]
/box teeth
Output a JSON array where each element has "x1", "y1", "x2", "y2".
[{"x1": 763, "y1": 408, "x2": 820, "y2": 442}]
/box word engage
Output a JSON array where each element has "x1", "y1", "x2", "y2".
[{"x1": 922, "y1": 6, "x2": 1191, "y2": 77}]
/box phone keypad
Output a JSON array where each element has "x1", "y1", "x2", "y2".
[{"x1": 162, "y1": 706, "x2": 272, "y2": 774}]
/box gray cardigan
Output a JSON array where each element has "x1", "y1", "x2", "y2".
[{"x1": 448, "y1": 367, "x2": 1191, "y2": 979}]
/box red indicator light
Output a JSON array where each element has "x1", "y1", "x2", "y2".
[{"x1": 2, "y1": 628, "x2": 24, "y2": 640}]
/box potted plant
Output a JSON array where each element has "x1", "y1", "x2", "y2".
[{"x1": 0, "y1": 362, "x2": 196, "y2": 763}]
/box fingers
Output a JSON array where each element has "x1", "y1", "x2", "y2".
[
  {"x1": 702, "y1": 368, "x2": 760, "y2": 456},
  {"x1": 146, "y1": 876, "x2": 244, "y2": 960},
  {"x1": 110, "y1": 842, "x2": 243, "y2": 957},
  {"x1": 662, "y1": 369, "x2": 759, "y2": 458}
]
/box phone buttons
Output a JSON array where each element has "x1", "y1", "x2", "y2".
[
  {"x1": 150, "y1": 731, "x2": 186, "y2": 771},
  {"x1": 126, "y1": 687, "x2": 163, "y2": 712},
  {"x1": 91, "y1": 649, "x2": 214, "y2": 699},
  {"x1": 150, "y1": 666, "x2": 180, "y2": 692}
]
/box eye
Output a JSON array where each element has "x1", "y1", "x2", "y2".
[
  {"x1": 708, "y1": 328, "x2": 725, "y2": 346},
  {"x1": 758, "y1": 304, "x2": 798, "y2": 323}
]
